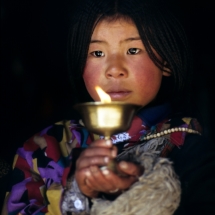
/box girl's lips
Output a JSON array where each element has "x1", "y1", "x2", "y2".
[{"x1": 107, "y1": 91, "x2": 131, "y2": 100}]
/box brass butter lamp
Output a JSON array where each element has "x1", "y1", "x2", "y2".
[
  {"x1": 73, "y1": 86, "x2": 140, "y2": 173},
  {"x1": 74, "y1": 101, "x2": 140, "y2": 140}
]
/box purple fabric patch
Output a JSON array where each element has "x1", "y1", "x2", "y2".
[
  {"x1": 38, "y1": 161, "x2": 64, "y2": 184},
  {"x1": 17, "y1": 147, "x2": 34, "y2": 168},
  {"x1": 21, "y1": 199, "x2": 45, "y2": 215},
  {"x1": 8, "y1": 178, "x2": 31, "y2": 212}
]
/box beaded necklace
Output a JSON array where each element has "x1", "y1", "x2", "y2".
[{"x1": 141, "y1": 127, "x2": 201, "y2": 141}]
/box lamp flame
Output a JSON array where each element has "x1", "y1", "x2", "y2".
[{"x1": 95, "y1": 86, "x2": 111, "y2": 103}]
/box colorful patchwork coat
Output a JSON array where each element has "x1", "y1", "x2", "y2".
[{"x1": 4, "y1": 103, "x2": 215, "y2": 214}]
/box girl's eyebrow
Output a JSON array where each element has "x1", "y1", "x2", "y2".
[
  {"x1": 123, "y1": 37, "x2": 141, "y2": 42},
  {"x1": 90, "y1": 37, "x2": 141, "y2": 44},
  {"x1": 90, "y1": 40, "x2": 105, "y2": 44}
]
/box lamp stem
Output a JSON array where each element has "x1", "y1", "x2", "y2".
[{"x1": 104, "y1": 136, "x2": 111, "y2": 140}]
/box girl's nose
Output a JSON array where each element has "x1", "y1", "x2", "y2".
[{"x1": 105, "y1": 56, "x2": 128, "y2": 79}]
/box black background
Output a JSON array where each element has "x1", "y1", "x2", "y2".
[{"x1": 1, "y1": 0, "x2": 215, "y2": 164}]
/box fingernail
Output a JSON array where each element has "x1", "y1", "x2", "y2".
[
  {"x1": 111, "y1": 150, "x2": 117, "y2": 158},
  {"x1": 104, "y1": 156, "x2": 109, "y2": 163},
  {"x1": 90, "y1": 166, "x2": 98, "y2": 173},
  {"x1": 100, "y1": 166, "x2": 107, "y2": 171},
  {"x1": 86, "y1": 179, "x2": 89, "y2": 185},
  {"x1": 106, "y1": 140, "x2": 112, "y2": 146},
  {"x1": 85, "y1": 170, "x2": 91, "y2": 177},
  {"x1": 101, "y1": 169, "x2": 109, "y2": 175},
  {"x1": 119, "y1": 161, "x2": 127, "y2": 169}
]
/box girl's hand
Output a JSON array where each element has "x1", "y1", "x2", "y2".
[{"x1": 75, "y1": 139, "x2": 143, "y2": 198}]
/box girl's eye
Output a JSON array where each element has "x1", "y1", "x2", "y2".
[
  {"x1": 91, "y1": 51, "x2": 105, "y2": 57},
  {"x1": 127, "y1": 48, "x2": 140, "y2": 55}
]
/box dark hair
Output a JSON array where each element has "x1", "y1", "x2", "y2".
[{"x1": 67, "y1": 0, "x2": 193, "y2": 112}]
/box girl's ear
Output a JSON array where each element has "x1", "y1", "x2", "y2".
[{"x1": 162, "y1": 61, "x2": 171, "y2": 77}]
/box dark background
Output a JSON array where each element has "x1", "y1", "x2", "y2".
[{"x1": 1, "y1": 0, "x2": 215, "y2": 165}]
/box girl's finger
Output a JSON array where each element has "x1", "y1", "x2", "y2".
[
  {"x1": 118, "y1": 161, "x2": 144, "y2": 177},
  {"x1": 89, "y1": 139, "x2": 113, "y2": 148},
  {"x1": 78, "y1": 146, "x2": 116, "y2": 160},
  {"x1": 76, "y1": 155, "x2": 111, "y2": 169},
  {"x1": 99, "y1": 168, "x2": 138, "y2": 191},
  {"x1": 85, "y1": 166, "x2": 115, "y2": 191},
  {"x1": 75, "y1": 168, "x2": 99, "y2": 198},
  {"x1": 84, "y1": 166, "x2": 138, "y2": 193},
  {"x1": 86, "y1": 166, "x2": 130, "y2": 193}
]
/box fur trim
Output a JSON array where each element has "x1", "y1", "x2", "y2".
[{"x1": 91, "y1": 152, "x2": 181, "y2": 215}]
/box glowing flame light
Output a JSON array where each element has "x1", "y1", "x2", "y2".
[{"x1": 95, "y1": 86, "x2": 111, "y2": 103}]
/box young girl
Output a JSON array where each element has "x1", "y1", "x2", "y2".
[{"x1": 2, "y1": 0, "x2": 215, "y2": 214}]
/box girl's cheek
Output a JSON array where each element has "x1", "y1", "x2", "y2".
[
  {"x1": 83, "y1": 63, "x2": 103, "y2": 101},
  {"x1": 84, "y1": 60, "x2": 101, "y2": 75}
]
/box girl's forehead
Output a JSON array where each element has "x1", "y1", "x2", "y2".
[
  {"x1": 96, "y1": 15, "x2": 135, "y2": 27},
  {"x1": 92, "y1": 16, "x2": 138, "y2": 34}
]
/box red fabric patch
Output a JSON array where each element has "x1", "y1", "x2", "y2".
[
  {"x1": 23, "y1": 134, "x2": 40, "y2": 151},
  {"x1": 127, "y1": 116, "x2": 144, "y2": 141},
  {"x1": 15, "y1": 156, "x2": 31, "y2": 178},
  {"x1": 62, "y1": 166, "x2": 71, "y2": 187},
  {"x1": 86, "y1": 133, "x2": 94, "y2": 145},
  {"x1": 41, "y1": 207, "x2": 48, "y2": 213},
  {"x1": 170, "y1": 131, "x2": 184, "y2": 146},
  {"x1": 26, "y1": 179, "x2": 45, "y2": 205},
  {"x1": 43, "y1": 134, "x2": 61, "y2": 162}
]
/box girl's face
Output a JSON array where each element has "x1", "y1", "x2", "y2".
[{"x1": 83, "y1": 18, "x2": 170, "y2": 106}]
